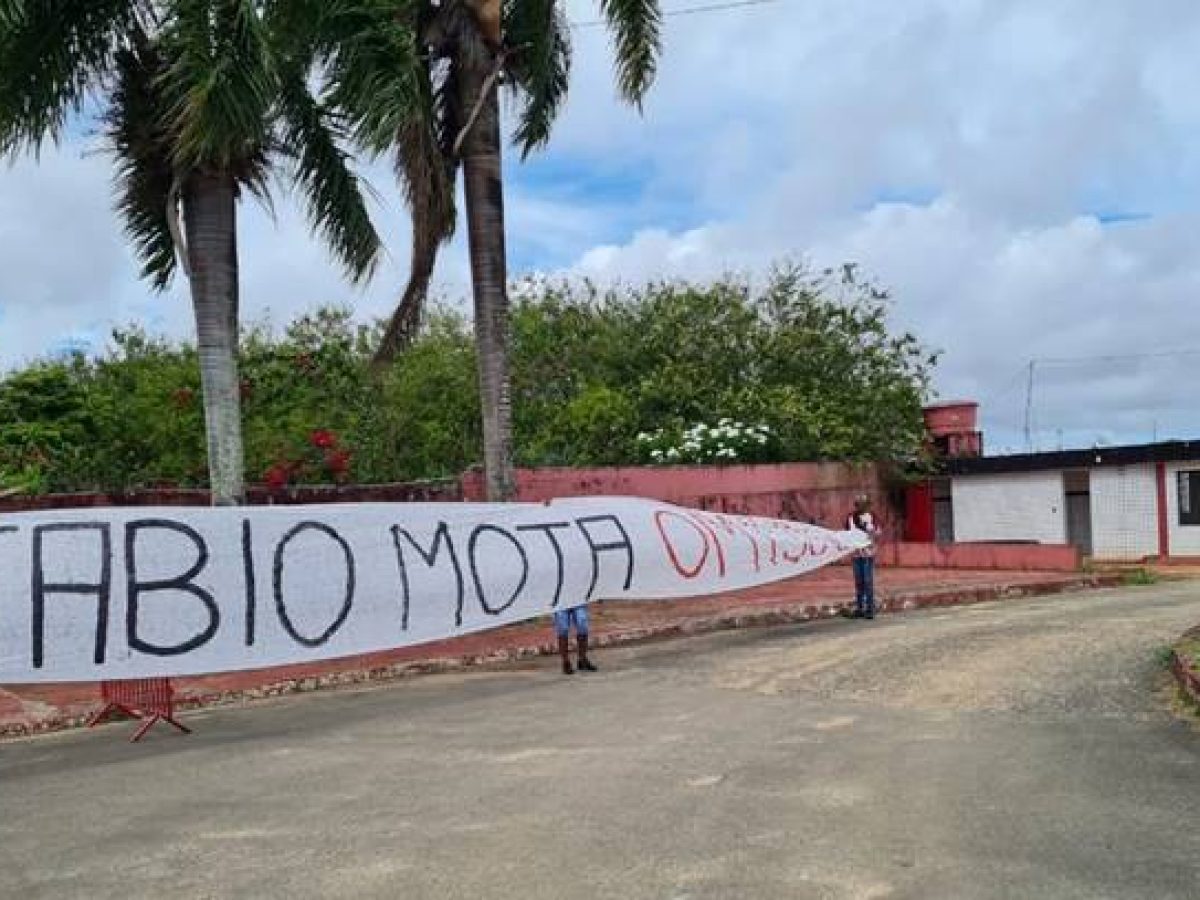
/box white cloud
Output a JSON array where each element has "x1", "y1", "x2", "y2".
[{"x1": 548, "y1": 0, "x2": 1200, "y2": 448}]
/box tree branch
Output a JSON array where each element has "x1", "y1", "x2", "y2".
[{"x1": 451, "y1": 47, "x2": 509, "y2": 158}]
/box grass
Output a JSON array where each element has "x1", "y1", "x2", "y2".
[
  {"x1": 1120, "y1": 567, "x2": 1160, "y2": 586},
  {"x1": 1181, "y1": 638, "x2": 1200, "y2": 671}
]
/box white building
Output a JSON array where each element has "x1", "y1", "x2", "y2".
[{"x1": 936, "y1": 442, "x2": 1200, "y2": 561}]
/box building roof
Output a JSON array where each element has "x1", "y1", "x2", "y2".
[
  {"x1": 922, "y1": 400, "x2": 979, "y2": 410},
  {"x1": 942, "y1": 440, "x2": 1200, "y2": 476}
]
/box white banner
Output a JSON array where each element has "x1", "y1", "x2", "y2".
[{"x1": 0, "y1": 498, "x2": 865, "y2": 683}]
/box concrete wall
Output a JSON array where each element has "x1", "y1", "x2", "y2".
[
  {"x1": 0, "y1": 480, "x2": 462, "y2": 512},
  {"x1": 1165, "y1": 460, "x2": 1200, "y2": 557},
  {"x1": 1, "y1": 464, "x2": 896, "y2": 535},
  {"x1": 950, "y1": 471, "x2": 1066, "y2": 544},
  {"x1": 2, "y1": 463, "x2": 1089, "y2": 570},
  {"x1": 461, "y1": 463, "x2": 895, "y2": 532},
  {"x1": 877, "y1": 541, "x2": 1079, "y2": 571},
  {"x1": 947, "y1": 461, "x2": 1200, "y2": 561},
  {"x1": 1090, "y1": 464, "x2": 1158, "y2": 560}
]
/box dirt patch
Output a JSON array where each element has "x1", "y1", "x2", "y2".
[
  {"x1": 713, "y1": 585, "x2": 1200, "y2": 719},
  {"x1": 1170, "y1": 627, "x2": 1200, "y2": 714}
]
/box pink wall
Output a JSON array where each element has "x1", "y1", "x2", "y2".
[
  {"x1": 0, "y1": 480, "x2": 461, "y2": 512},
  {"x1": 877, "y1": 542, "x2": 1079, "y2": 572},
  {"x1": 0, "y1": 464, "x2": 1079, "y2": 570},
  {"x1": 461, "y1": 462, "x2": 894, "y2": 532},
  {"x1": 923, "y1": 402, "x2": 979, "y2": 436}
]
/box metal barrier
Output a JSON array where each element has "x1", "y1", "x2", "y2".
[{"x1": 86, "y1": 678, "x2": 191, "y2": 742}]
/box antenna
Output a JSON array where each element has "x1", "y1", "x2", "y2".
[{"x1": 1023, "y1": 360, "x2": 1036, "y2": 452}]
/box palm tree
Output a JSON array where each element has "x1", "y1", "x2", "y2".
[
  {"x1": 325, "y1": 0, "x2": 662, "y2": 500},
  {"x1": 0, "y1": 1, "x2": 382, "y2": 504}
]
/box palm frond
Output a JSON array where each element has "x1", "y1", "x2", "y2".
[
  {"x1": 598, "y1": 0, "x2": 661, "y2": 106},
  {"x1": 276, "y1": 71, "x2": 382, "y2": 284},
  {"x1": 0, "y1": 0, "x2": 142, "y2": 155},
  {"x1": 103, "y1": 41, "x2": 177, "y2": 290},
  {"x1": 312, "y1": 0, "x2": 463, "y2": 365},
  {"x1": 319, "y1": 0, "x2": 427, "y2": 156},
  {"x1": 504, "y1": 0, "x2": 571, "y2": 157},
  {"x1": 375, "y1": 59, "x2": 460, "y2": 366},
  {"x1": 260, "y1": 0, "x2": 327, "y2": 60},
  {"x1": 159, "y1": 0, "x2": 275, "y2": 174}
]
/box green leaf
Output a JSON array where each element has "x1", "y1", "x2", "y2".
[
  {"x1": 159, "y1": 0, "x2": 276, "y2": 174},
  {"x1": 0, "y1": 0, "x2": 142, "y2": 155},
  {"x1": 319, "y1": 0, "x2": 426, "y2": 156},
  {"x1": 598, "y1": 0, "x2": 662, "y2": 106},
  {"x1": 276, "y1": 71, "x2": 382, "y2": 284},
  {"x1": 504, "y1": 0, "x2": 572, "y2": 156},
  {"x1": 103, "y1": 42, "x2": 178, "y2": 290}
]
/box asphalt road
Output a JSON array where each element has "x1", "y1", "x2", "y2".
[{"x1": 3, "y1": 582, "x2": 1200, "y2": 899}]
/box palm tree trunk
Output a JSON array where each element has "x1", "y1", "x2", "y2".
[
  {"x1": 183, "y1": 170, "x2": 245, "y2": 506},
  {"x1": 457, "y1": 53, "x2": 516, "y2": 501}
]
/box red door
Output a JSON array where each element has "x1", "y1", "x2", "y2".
[{"x1": 905, "y1": 482, "x2": 934, "y2": 542}]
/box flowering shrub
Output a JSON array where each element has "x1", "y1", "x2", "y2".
[
  {"x1": 0, "y1": 267, "x2": 934, "y2": 494},
  {"x1": 262, "y1": 429, "x2": 354, "y2": 491},
  {"x1": 171, "y1": 387, "x2": 195, "y2": 410},
  {"x1": 637, "y1": 420, "x2": 776, "y2": 465}
]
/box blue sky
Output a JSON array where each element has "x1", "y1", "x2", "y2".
[{"x1": 2, "y1": 0, "x2": 1199, "y2": 453}]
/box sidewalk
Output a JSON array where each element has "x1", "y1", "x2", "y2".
[{"x1": 1, "y1": 565, "x2": 1117, "y2": 738}]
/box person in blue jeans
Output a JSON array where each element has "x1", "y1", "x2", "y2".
[
  {"x1": 555, "y1": 605, "x2": 597, "y2": 674},
  {"x1": 848, "y1": 495, "x2": 880, "y2": 619}
]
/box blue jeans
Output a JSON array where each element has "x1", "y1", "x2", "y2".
[
  {"x1": 852, "y1": 557, "x2": 875, "y2": 613},
  {"x1": 553, "y1": 606, "x2": 590, "y2": 638}
]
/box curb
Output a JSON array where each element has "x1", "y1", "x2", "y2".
[
  {"x1": 2, "y1": 573, "x2": 1122, "y2": 740},
  {"x1": 1170, "y1": 627, "x2": 1200, "y2": 710}
]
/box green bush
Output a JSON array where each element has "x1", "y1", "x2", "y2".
[{"x1": 0, "y1": 265, "x2": 936, "y2": 492}]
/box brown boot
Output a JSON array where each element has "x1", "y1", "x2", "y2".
[
  {"x1": 577, "y1": 634, "x2": 598, "y2": 672},
  {"x1": 558, "y1": 635, "x2": 574, "y2": 674}
]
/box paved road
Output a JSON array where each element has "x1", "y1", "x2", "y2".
[{"x1": 3, "y1": 582, "x2": 1199, "y2": 899}]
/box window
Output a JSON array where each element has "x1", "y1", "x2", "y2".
[{"x1": 1179, "y1": 471, "x2": 1200, "y2": 526}]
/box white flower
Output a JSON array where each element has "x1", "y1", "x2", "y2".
[
  {"x1": 756, "y1": 434, "x2": 768, "y2": 444},
  {"x1": 667, "y1": 448, "x2": 681, "y2": 458},
  {"x1": 650, "y1": 449, "x2": 664, "y2": 458}
]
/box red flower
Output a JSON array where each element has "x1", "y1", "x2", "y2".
[
  {"x1": 263, "y1": 463, "x2": 290, "y2": 491},
  {"x1": 171, "y1": 387, "x2": 195, "y2": 410},
  {"x1": 325, "y1": 449, "x2": 352, "y2": 479},
  {"x1": 309, "y1": 429, "x2": 337, "y2": 449}
]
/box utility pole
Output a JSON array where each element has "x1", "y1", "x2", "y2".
[{"x1": 1023, "y1": 359, "x2": 1036, "y2": 453}]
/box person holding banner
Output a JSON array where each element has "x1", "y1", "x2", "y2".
[
  {"x1": 554, "y1": 605, "x2": 597, "y2": 675},
  {"x1": 848, "y1": 495, "x2": 880, "y2": 619}
]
